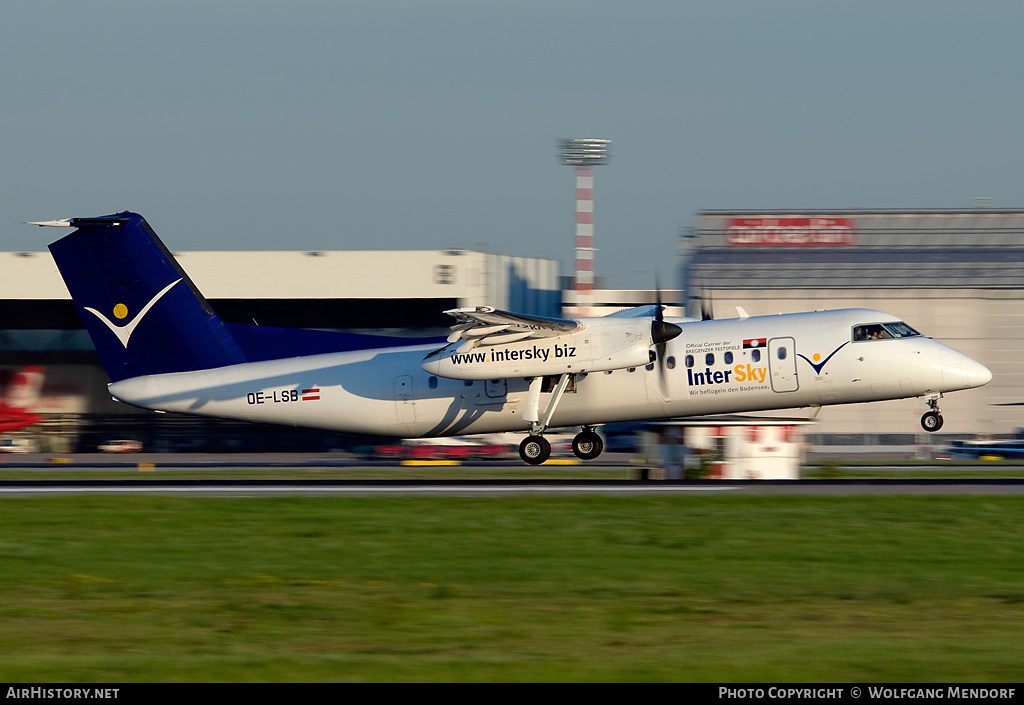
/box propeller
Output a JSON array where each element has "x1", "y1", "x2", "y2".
[
  {"x1": 651, "y1": 296, "x2": 682, "y2": 346},
  {"x1": 650, "y1": 282, "x2": 682, "y2": 395}
]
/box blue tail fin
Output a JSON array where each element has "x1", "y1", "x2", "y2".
[{"x1": 48, "y1": 212, "x2": 248, "y2": 382}]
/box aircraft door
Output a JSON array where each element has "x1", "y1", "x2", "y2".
[{"x1": 768, "y1": 337, "x2": 799, "y2": 393}]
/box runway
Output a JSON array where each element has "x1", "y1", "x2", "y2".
[
  {"x1": 3, "y1": 478, "x2": 1024, "y2": 496},
  {"x1": 3, "y1": 453, "x2": 1024, "y2": 496}
]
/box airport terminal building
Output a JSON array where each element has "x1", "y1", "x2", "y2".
[{"x1": 681, "y1": 209, "x2": 1024, "y2": 448}]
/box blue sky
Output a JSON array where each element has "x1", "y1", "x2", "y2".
[{"x1": 4, "y1": 1, "x2": 1023, "y2": 288}]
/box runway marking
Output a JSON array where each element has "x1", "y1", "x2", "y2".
[{"x1": 399, "y1": 460, "x2": 462, "y2": 466}]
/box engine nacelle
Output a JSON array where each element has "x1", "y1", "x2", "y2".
[{"x1": 422, "y1": 318, "x2": 655, "y2": 380}]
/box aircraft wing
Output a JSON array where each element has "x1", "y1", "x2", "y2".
[
  {"x1": 444, "y1": 306, "x2": 582, "y2": 347},
  {"x1": 602, "y1": 304, "x2": 661, "y2": 319}
]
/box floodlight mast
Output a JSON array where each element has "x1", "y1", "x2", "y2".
[{"x1": 558, "y1": 138, "x2": 611, "y2": 316}]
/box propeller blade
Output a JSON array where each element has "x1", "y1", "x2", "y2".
[
  {"x1": 654, "y1": 277, "x2": 664, "y2": 322},
  {"x1": 649, "y1": 275, "x2": 680, "y2": 396},
  {"x1": 701, "y1": 289, "x2": 714, "y2": 321}
]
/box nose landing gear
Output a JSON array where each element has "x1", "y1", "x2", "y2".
[{"x1": 921, "y1": 395, "x2": 944, "y2": 432}]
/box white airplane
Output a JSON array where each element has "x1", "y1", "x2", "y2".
[{"x1": 38, "y1": 212, "x2": 992, "y2": 464}]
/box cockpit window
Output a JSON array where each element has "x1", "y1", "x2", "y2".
[
  {"x1": 854, "y1": 324, "x2": 890, "y2": 341},
  {"x1": 853, "y1": 322, "x2": 921, "y2": 342},
  {"x1": 883, "y1": 321, "x2": 921, "y2": 338}
]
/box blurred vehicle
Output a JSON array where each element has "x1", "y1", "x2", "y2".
[
  {"x1": 98, "y1": 439, "x2": 143, "y2": 453},
  {"x1": 375, "y1": 436, "x2": 514, "y2": 461},
  {"x1": 0, "y1": 366, "x2": 45, "y2": 434},
  {"x1": 0, "y1": 437, "x2": 39, "y2": 453},
  {"x1": 597, "y1": 422, "x2": 638, "y2": 452},
  {"x1": 940, "y1": 438, "x2": 1024, "y2": 460}
]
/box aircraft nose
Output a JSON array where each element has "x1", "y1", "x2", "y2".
[{"x1": 963, "y1": 356, "x2": 993, "y2": 388}]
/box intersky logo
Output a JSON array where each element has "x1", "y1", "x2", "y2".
[
  {"x1": 797, "y1": 342, "x2": 848, "y2": 374},
  {"x1": 84, "y1": 279, "x2": 182, "y2": 348}
]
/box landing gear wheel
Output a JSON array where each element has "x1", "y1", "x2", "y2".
[
  {"x1": 519, "y1": 436, "x2": 551, "y2": 465},
  {"x1": 572, "y1": 430, "x2": 604, "y2": 460},
  {"x1": 921, "y1": 410, "x2": 943, "y2": 432}
]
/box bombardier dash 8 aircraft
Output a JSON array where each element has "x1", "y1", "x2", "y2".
[{"x1": 37, "y1": 212, "x2": 991, "y2": 464}]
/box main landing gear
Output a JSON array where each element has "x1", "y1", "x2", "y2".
[
  {"x1": 921, "y1": 394, "x2": 944, "y2": 432},
  {"x1": 518, "y1": 427, "x2": 605, "y2": 465},
  {"x1": 571, "y1": 427, "x2": 604, "y2": 460},
  {"x1": 519, "y1": 435, "x2": 552, "y2": 465},
  {"x1": 517, "y1": 373, "x2": 606, "y2": 465}
]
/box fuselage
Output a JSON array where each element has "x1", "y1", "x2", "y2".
[{"x1": 107, "y1": 308, "x2": 991, "y2": 438}]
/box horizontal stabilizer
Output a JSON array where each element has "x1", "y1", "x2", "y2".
[{"x1": 30, "y1": 215, "x2": 131, "y2": 228}]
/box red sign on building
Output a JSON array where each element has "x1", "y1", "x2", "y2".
[{"x1": 726, "y1": 218, "x2": 855, "y2": 246}]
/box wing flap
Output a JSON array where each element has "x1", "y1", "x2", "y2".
[{"x1": 444, "y1": 306, "x2": 582, "y2": 345}]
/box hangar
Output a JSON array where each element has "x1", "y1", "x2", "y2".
[
  {"x1": 681, "y1": 208, "x2": 1024, "y2": 450},
  {"x1": 0, "y1": 246, "x2": 559, "y2": 451}
]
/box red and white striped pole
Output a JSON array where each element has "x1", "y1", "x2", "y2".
[
  {"x1": 558, "y1": 138, "x2": 610, "y2": 318},
  {"x1": 575, "y1": 166, "x2": 594, "y2": 316}
]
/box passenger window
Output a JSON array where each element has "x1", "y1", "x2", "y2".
[
  {"x1": 685, "y1": 355, "x2": 694, "y2": 368},
  {"x1": 705, "y1": 353, "x2": 714, "y2": 366},
  {"x1": 777, "y1": 347, "x2": 787, "y2": 360},
  {"x1": 428, "y1": 376, "x2": 438, "y2": 389},
  {"x1": 667, "y1": 356, "x2": 676, "y2": 370},
  {"x1": 751, "y1": 349, "x2": 761, "y2": 363},
  {"x1": 725, "y1": 352, "x2": 733, "y2": 364}
]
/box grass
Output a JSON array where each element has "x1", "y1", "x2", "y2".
[{"x1": 0, "y1": 495, "x2": 1022, "y2": 681}]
